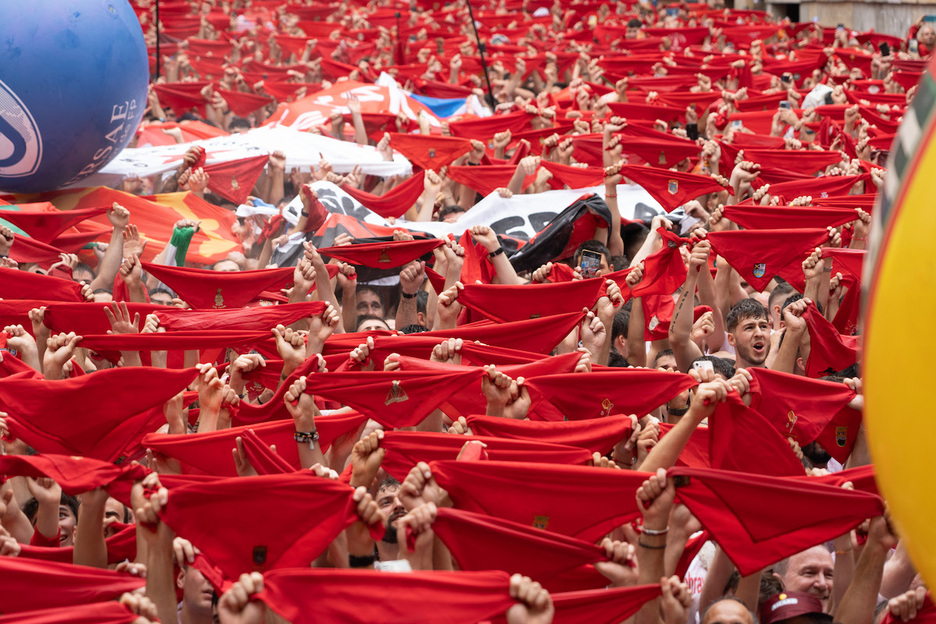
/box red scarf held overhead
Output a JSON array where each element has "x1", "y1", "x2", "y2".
[
  {"x1": 259, "y1": 569, "x2": 516, "y2": 624},
  {"x1": 880, "y1": 597, "x2": 936, "y2": 624},
  {"x1": 721, "y1": 205, "x2": 860, "y2": 231},
  {"x1": 630, "y1": 228, "x2": 690, "y2": 297},
  {"x1": 17, "y1": 525, "x2": 137, "y2": 565},
  {"x1": 203, "y1": 153, "x2": 271, "y2": 205},
  {"x1": 669, "y1": 466, "x2": 884, "y2": 575},
  {"x1": 0, "y1": 205, "x2": 108, "y2": 243},
  {"x1": 155, "y1": 301, "x2": 326, "y2": 331},
  {"x1": 659, "y1": 422, "x2": 712, "y2": 469},
  {"x1": 748, "y1": 368, "x2": 861, "y2": 464},
  {"x1": 802, "y1": 302, "x2": 859, "y2": 377},
  {"x1": 301, "y1": 368, "x2": 484, "y2": 429},
  {"x1": 447, "y1": 164, "x2": 535, "y2": 197},
  {"x1": 316, "y1": 238, "x2": 444, "y2": 269},
  {"x1": 431, "y1": 460, "x2": 649, "y2": 543},
  {"x1": 0, "y1": 267, "x2": 85, "y2": 302},
  {"x1": 377, "y1": 431, "x2": 591, "y2": 481},
  {"x1": 523, "y1": 369, "x2": 697, "y2": 421},
  {"x1": 458, "y1": 229, "x2": 497, "y2": 286},
  {"x1": 550, "y1": 584, "x2": 664, "y2": 624},
  {"x1": 239, "y1": 428, "x2": 296, "y2": 475},
  {"x1": 431, "y1": 507, "x2": 608, "y2": 581},
  {"x1": 215, "y1": 88, "x2": 272, "y2": 117},
  {"x1": 739, "y1": 149, "x2": 844, "y2": 174},
  {"x1": 708, "y1": 392, "x2": 806, "y2": 477},
  {"x1": 340, "y1": 170, "x2": 427, "y2": 219},
  {"x1": 0, "y1": 557, "x2": 145, "y2": 615},
  {"x1": 621, "y1": 165, "x2": 730, "y2": 213},
  {"x1": 753, "y1": 174, "x2": 867, "y2": 201},
  {"x1": 417, "y1": 310, "x2": 589, "y2": 355},
  {"x1": 0, "y1": 454, "x2": 147, "y2": 499},
  {"x1": 541, "y1": 161, "x2": 607, "y2": 190},
  {"x1": 388, "y1": 133, "x2": 474, "y2": 170},
  {"x1": 143, "y1": 411, "x2": 367, "y2": 477},
  {"x1": 705, "y1": 228, "x2": 830, "y2": 292},
  {"x1": 141, "y1": 262, "x2": 294, "y2": 309},
  {"x1": 42, "y1": 302, "x2": 161, "y2": 335},
  {"x1": 0, "y1": 601, "x2": 142, "y2": 624},
  {"x1": 456, "y1": 279, "x2": 607, "y2": 323},
  {"x1": 0, "y1": 367, "x2": 199, "y2": 463},
  {"x1": 447, "y1": 110, "x2": 532, "y2": 140},
  {"x1": 465, "y1": 413, "x2": 633, "y2": 455},
  {"x1": 159, "y1": 473, "x2": 382, "y2": 581}
]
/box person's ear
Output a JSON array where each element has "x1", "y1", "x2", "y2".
[
  {"x1": 177, "y1": 568, "x2": 186, "y2": 590},
  {"x1": 726, "y1": 333, "x2": 736, "y2": 348}
]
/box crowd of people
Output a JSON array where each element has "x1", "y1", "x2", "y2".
[{"x1": 0, "y1": 0, "x2": 931, "y2": 622}]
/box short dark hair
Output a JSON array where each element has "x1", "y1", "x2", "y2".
[
  {"x1": 437, "y1": 205, "x2": 466, "y2": 221},
  {"x1": 691, "y1": 355, "x2": 735, "y2": 380},
  {"x1": 229, "y1": 116, "x2": 251, "y2": 131},
  {"x1": 574, "y1": 240, "x2": 611, "y2": 267},
  {"x1": 398, "y1": 324, "x2": 429, "y2": 334},
  {"x1": 653, "y1": 348, "x2": 675, "y2": 367},
  {"x1": 610, "y1": 255, "x2": 628, "y2": 271},
  {"x1": 611, "y1": 309, "x2": 629, "y2": 343},
  {"x1": 22, "y1": 492, "x2": 79, "y2": 524},
  {"x1": 608, "y1": 352, "x2": 631, "y2": 367},
  {"x1": 725, "y1": 298, "x2": 769, "y2": 332},
  {"x1": 627, "y1": 18, "x2": 643, "y2": 28},
  {"x1": 768, "y1": 281, "x2": 796, "y2": 311},
  {"x1": 355, "y1": 314, "x2": 389, "y2": 331}
]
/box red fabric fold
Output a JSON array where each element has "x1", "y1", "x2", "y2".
[
  {"x1": 722, "y1": 205, "x2": 859, "y2": 230},
  {"x1": 301, "y1": 369, "x2": 484, "y2": 428},
  {"x1": 0, "y1": 601, "x2": 140, "y2": 624},
  {"x1": 431, "y1": 460, "x2": 648, "y2": 542},
  {"x1": 457, "y1": 279, "x2": 606, "y2": 323},
  {"x1": 705, "y1": 228, "x2": 830, "y2": 291},
  {"x1": 0, "y1": 557, "x2": 145, "y2": 614},
  {"x1": 448, "y1": 164, "x2": 533, "y2": 197},
  {"x1": 748, "y1": 368, "x2": 861, "y2": 463},
  {"x1": 0, "y1": 267, "x2": 84, "y2": 301},
  {"x1": 0, "y1": 454, "x2": 147, "y2": 498},
  {"x1": 432, "y1": 507, "x2": 607, "y2": 580},
  {"x1": 417, "y1": 310, "x2": 589, "y2": 355},
  {"x1": 388, "y1": 133, "x2": 473, "y2": 170},
  {"x1": 541, "y1": 161, "x2": 607, "y2": 190},
  {"x1": 317, "y1": 238, "x2": 444, "y2": 269},
  {"x1": 340, "y1": 171, "x2": 427, "y2": 219},
  {"x1": 143, "y1": 411, "x2": 367, "y2": 476},
  {"x1": 669, "y1": 466, "x2": 884, "y2": 575},
  {"x1": 17, "y1": 525, "x2": 137, "y2": 565},
  {"x1": 631, "y1": 228, "x2": 691, "y2": 297},
  {"x1": 240, "y1": 429, "x2": 296, "y2": 475},
  {"x1": 550, "y1": 584, "x2": 663, "y2": 624},
  {"x1": 0, "y1": 367, "x2": 199, "y2": 463},
  {"x1": 464, "y1": 413, "x2": 633, "y2": 454},
  {"x1": 740, "y1": 149, "x2": 843, "y2": 174},
  {"x1": 448, "y1": 111, "x2": 532, "y2": 140},
  {"x1": 155, "y1": 301, "x2": 326, "y2": 331},
  {"x1": 802, "y1": 303, "x2": 859, "y2": 377},
  {"x1": 0, "y1": 205, "x2": 109, "y2": 243},
  {"x1": 203, "y1": 153, "x2": 271, "y2": 205},
  {"x1": 524, "y1": 369, "x2": 697, "y2": 421},
  {"x1": 709, "y1": 392, "x2": 806, "y2": 476},
  {"x1": 259, "y1": 569, "x2": 515, "y2": 624},
  {"x1": 378, "y1": 431, "x2": 591, "y2": 480},
  {"x1": 160, "y1": 473, "x2": 379, "y2": 580},
  {"x1": 215, "y1": 88, "x2": 272, "y2": 117},
  {"x1": 621, "y1": 165, "x2": 729, "y2": 212},
  {"x1": 141, "y1": 262, "x2": 294, "y2": 309},
  {"x1": 756, "y1": 175, "x2": 866, "y2": 201}
]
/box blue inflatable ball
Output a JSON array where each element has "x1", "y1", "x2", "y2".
[{"x1": 0, "y1": 0, "x2": 148, "y2": 193}]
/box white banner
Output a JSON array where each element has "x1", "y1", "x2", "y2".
[
  {"x1": 72, "y1": 126, "x2": 412, "y2": 188},
  {"x1": 298, "y1": 181, "x2": 668, "y2": 241}
]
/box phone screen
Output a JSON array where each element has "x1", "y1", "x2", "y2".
[
  {"x1": 580, "y1": 250, "x2": 602, "y2": 279},
  {"x1": 879, "y1": 42, "x2": 891, "y2": 57},
  {"x1": 731, "y1": 120, "x2": 743, "y2": 129},
  {"x1": 779, "y1": 101, "x2": 791, "y2": 109}
]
